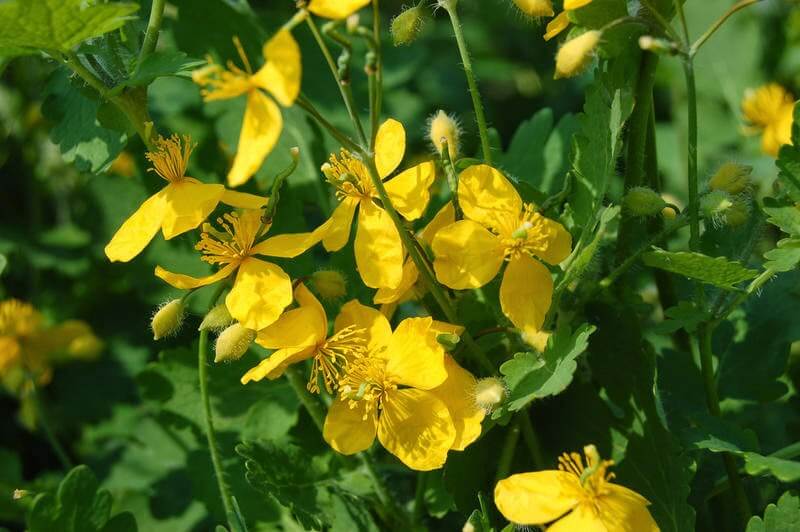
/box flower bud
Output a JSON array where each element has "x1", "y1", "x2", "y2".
[
  {"x1": 474, "y1": 377, "x2": 507, "y2": 413},
  {"x1": 554, "y1": 30, "x2": 601, "y2": 79},
  {"x1": 214, "y1": 323, "x2": 256, "y2": 363},
  {"x1": 661, "y1": 206, "x2": 677, "y2": 220},
  {"x1": 462, "y1": 522, "x2": 476, "y2": 532},
  {"x1": 724, "y1": 198, "x2": 751, "y2": 227},
  {"x1": 623, "y1": 186, "x2": 667, "y2": 217},
  {"x1": 311, "y1": 270, "x2": 347, "y2": 300},
  {"x1": 436, "y1": 332, "x2": 461, "y2": 352},
  {"x1": 199, "y1": 303, "x2": 234, "y2": 332},
  {"x1": 511, "y1": 0, "x2": 554, "y2": 17},
  {"x1": 638, "y1": 35, "x2": 680, "y2": 55},
  {"x1": 13, "y1": 489, "x2": 30, "y2": 500},
  {"x1": 151, "y1": 299, "x2": 185, "y2": 340},
  {"x1": 428, "y1": 110, "x2": 460, "y2": 161},
  {"x1": 346, "y1": 14, "x2": 360, "y2": 33},
  {"x1": 709, "y1": 162, "x2": 752, "y2": 195},
  {"x1": 391, "y1": 3, "x2": 426, "y2": 46},
  {"x1": 700, "y1": 190, "x2": 734, "y2": 221}
]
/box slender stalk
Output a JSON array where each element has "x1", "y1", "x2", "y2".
[
  {"x1": 138, "y1": 0, "x2": 167, "y2": 62},
  {"x1": 371, "y1": 0, "x2": 383, "y2": 147},
  {"x1": 285, "y1": 365, "x2": 326, "y2": 431},
  {"x1": 440, "y1": 140, "x2": 463, "y2": 219},
  {"x1": 441, "y1": 1, "x2": 492, "y2": 164},
  {"x1": 296, "y1": 94, "x2": 360, "y2": 152},
  {"x1": 412, "y1": 472, "x2": 427, "y2": 525},
  {"x1": 682, "y1": 60, "x2": 700, "y2": 255},
  {"x1": 495, "y1": 417, "x2": 521, "y2": 481},
  {"x1": 690, "y1": 0, "x2": 760, "y2": 57},
  {"x1": 712, "y1": 268, "x2": 775, "y2": 326},
  {"x1": 518, "y1": 412, "x2": 544, "y2": 470},
  {"x1": 26, "y1": 374, "x2": 73, "y2": 470},
  {"x1": 199, "y1": 329, "x2": 245, "y2": 532}
]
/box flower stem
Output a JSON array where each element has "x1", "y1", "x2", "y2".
[
  {"x1": 495, "y1": 416, "x2": 520, "y2": 481},
  {"x1": 25, "y1": 373, "x2": 73, "y2": 470},
  {"x1": 440, "y1": 140, "x2": 463, "y2": 219},
  {"x1": 413, "y1": 471, "x2": 427, "y2": 525},
  {"x1": 199, "y1": 329, "x2": 247, "y2": 532},
  {"x1": 370, "y1": 0, "x2": 383, "y2": 147},
  {"x1": 518, "y1": 412, "x2": 544, "y2": 470},
  {"x1": 138, "y1": 0, "x2": 167, "y2": 62},
  {"x1": 441, "y1": 1, "x2": 492, "y2": 165}
]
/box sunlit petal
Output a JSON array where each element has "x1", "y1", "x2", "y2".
[
  {"x1": 384, "y1": 317, "x2": 447, "y2": 389},
  {"x1": 227, "y1": 90, "x2": 282, "y2": 187},
  {"x1": 384, "y1": 161, "x2": 436, "y2": 221},
  {"x1": 431, "y1": 220, "x2": 505, "y2": 289},
  {"x1": 494, "y1": 471, "x2": 581, "y2": 525},
  {"x1": 220, "y1": 189, "x2": 268, "y2": 210},
  {"x1": 429, "y1": 355, "x2": 484, "y2": 451},
  {"x1": 240, "y1": 346, "x2": 313, "y2": 383},
  {"x1": 154, "y1": 262, "x2": 238, "y2": 290},
  {"x1": 161, "y1": 181, "x2": 225, "y2": 239},
  {"x1": 375, "y1": 118, "x2": 406, "y2": 178},
  {"x1": 458, "y1": 164, "x2": 522, "y2": 232},
  {"x1": 251, "y1": 30, "x2": 301, "y2": 106},
  {"x1": 322, "y1": 197, "x2": 359, "y2": 251},
  {"x1": 354, "y1": 202, "x2": 404, "y2": 289},
  {"x1": 323, "y1": 398, "x2": 378, "y2": 454},
  {"x1": 226, "y1": 258, "x2": 292, "y2": 330},
  {"x1": 308, "y1": 0, "x2": 371, "y2": 20},
  {"x1": 334, "y1": 299, "x2": 392, "y2": 354},
  {"x1": 105, "y1": 189, "x2": 168, "y2": 262},
  {"x1": 499, "y1": 254, "x2": 553, "y2": 332}
]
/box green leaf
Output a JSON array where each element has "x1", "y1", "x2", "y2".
[
  {"x1": 775, "y1": 105, "x2": 800, "y2": 203},
  {"x1": 654, "y1": 301, "x2": 709, "y2": 334},
  {"x1": 42, "y1": 69, "x2": 127, "y2": 173},
  {"x1": 743, "y1": 454, "x2": 800, "y2": 483},
  {"x1": 566, "y1": 205, "x2": 620, "y2": 282},
  {"x1": 497, "y1": 323, "x2": 595, "y2": 414},
  {"x1": 0, "y1": 254, "x2": 6, "y2": 276},
  {"x1": 764, "y1": 238, "x2": 800, "y2": 273},
  {"x1": 763, "y1": 197, "x2": 800, "y2": 236},
  {"x1": 27, "y1": 465, "x2": 137, "y2": 532},
  {"x1": 0, "y1": 0, "x2": 138, "y2": 57},
  {"x1": 121, "y1": 51, "x2": 206, "y2": 88},
  {"x1": 747, "y1": 492, "x2": 800, "y2": 532},
  {"x1": 642, "y1": 247, "x2": 758, "y2": 290}
]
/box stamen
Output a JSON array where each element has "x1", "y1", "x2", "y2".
[
  {"x1": 322, "y1": 150, "x2": 373, "y2": 200},
  {"x1": 196, "y1": 212, "x2": 264, "y2": 265},
  {"x1": 145, "y1": 134, "x2": 194, "y2": 183},
  {"x1": 232, "y1": 36, "x2": 254, "y2": 75},
  {"x1": 501, "y1": 203, "x2": 552, "y2": 260},
  {"x1": 337, "y1": 355, "x2": 396, "y2": 420},
  {"x1": 307, "y1": 325, "x2": 367, "y2": 393}
]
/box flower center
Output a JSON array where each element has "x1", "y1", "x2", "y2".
[
  {"x1": 500, "y1": 204, "x2": 551, "y2": 260},
  {"x1": 558, "y1": 446, "x2": 615, "y2": 514},
  {"x1": 197, "y1": 211, "x2": 263, "y2": 265},
  {"x1": 308, "y1": 325, "x2": 367, "y2": 394},
  {"x1": 145, "y1": 134, "x2": 194, "y2": 184},
  {"x1": 337, "y1": 355, "x2": 397, "y2": 420},
  {"x1": 322, "y1": 150, "x2": 374, "y2": 201},
  {"x1": 191, "y1": 37, "x2": 256, "y2": 101}
]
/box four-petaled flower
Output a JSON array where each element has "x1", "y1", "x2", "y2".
[
  {"x1": 495, "y1": 445, "x2": 659, "y2": 531},
  {"x1": 741, "y1": 83, "x2": 795, "y2": 157},
  {"x1": 432, "y1": 164, "x2": 571, "y2": 334}
]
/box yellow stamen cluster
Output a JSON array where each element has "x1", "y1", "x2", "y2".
[
  {"x1": 558, "y1": 445, "x2": 616, "y2": 509},
  {"x1": 145, "y1": 134, "x2": 194, "y2": 183},
  {"x1": 322, "y1": 150, "x2": 373, "y2": 200},
  {"x1": 192, "y1": 37, "x2": 255, "y2": 101},
  {"x1": 0, "y1": 299, "x2": 41, "y2": 338},
  {"x1": 308, "y1": 324, "x2": 366, "y2": 393},
  {"x1": 499, "y1": 204, "x2": 551, "y2": 260},
  {"x1": 197, "y1": 212, "x2": 263, "y2": 265},
  {"x1": 338, "y1": 355, "x2": 396, "y2": 419}
]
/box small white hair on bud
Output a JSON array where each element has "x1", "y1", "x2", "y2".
[{"x1": 473, "y1": 377, "x2": 508, "y2": 413}]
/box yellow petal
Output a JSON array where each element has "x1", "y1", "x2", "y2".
[
  {"x1": 308, "y1": 0, "x2": 371, "y2": 20},
  {"x1": 547, "y1": 504, "x2": 607, "y2": 532},
  {"x1": 220, "y1": 189, "x2": 268, "y2": 210},
  {"x1": 375, "y1": 118, "x2": 406, "y2": 178},
  {"x1": 154, "y1": 262, "x2": 238, "y2": 290},
  {"x1": 250, "y1": 229, "x2": 324, "y2": 258},
  {"x1": 430, "y1": 321, "x2": 464, "y2": 336},
  {"x1": 378, "y1": 389, "x2": 456, "y2": 471},
  {"x1": 227, "y1": 90, "x2": 282, "y2": 187},
  {"x1": 431, "y1": 220, "x2": 505, "y2": 289},
  {"x1": 500, "y1": 255, "x2": 553, "y2": 332},
  {"x1": 536, "y1": 218, "x2": 572, "y2": 265},
  {"x1": 564, "y1": 0, "x2": 593, "y2": 9},
  {"x1": 458, "y1": 164, "x2": 522, "y2": 232},
  {"x1": 419, "y1": 202, "x2": 456, "y2": 246},
  {"x1": 322, "y1": 197, "x2": 358, "y2": 251},
  {"x1": 373, "y1": 259, "x2": 418, "y2": 305},
  {"x1": 512, "y1": 0, "x2": 554, "y2": 17},
  {"x1": 494, "y1": 471, "x2": 581, "y2": 525},
  {"x1": 384, "y1": 161, "x2": 436, "y2": 221},
  {"x1": 355, "y1": 202, "x2": 404, "y2": 289},
  {"x1": 294, "y1": 282, "x2": 328, "y2": 339},
  {"x1": 251, "y1": 30, "x2": 301, "y2": 107},
  {"x1": 241, "y1": 346, "x2": 313, "y2": 383},
  {"x1": 544, "y1": 11, "x2": 570, "y2": 41},
  {"x1": 225, "y1": 258, "x2": 292, "y2": 330},
  {"x1": 323, "y1": 397, "x2": 378, "y2": 454},
  {"x1": 256, "y1": 283, "x2": 326, "y2": 348},
  {"x1": 105, "y1": 189, "x2": 168, "y2": 262},
  {"x1": 161, "y1": 181, "x2": 225, "y2": 239},
  {"x1": 596, "y1": 485, "x2": 659, "y2": 532},
  {"x1": 384, "y1": 317, "x2": 447, "y2": 390},
  {"x1": 429, "y1": 355, "x2": 484, "y2": 451},
  {"x1": 334, "y1": 299, "x2": 392, "y2": 354}
]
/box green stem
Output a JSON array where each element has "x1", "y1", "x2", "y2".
[
  {"x1": 26, "y1": 374, "x2": 73, "y2": 470},
  {"x1": 371, "y1": 0, "x2": 383, "y2": 147},
  {"x1": 138, "y1": 0, "x2": 167, "y2": 62},
  {"x1": 518, "y1": 412, "x2": 544, "y2": 470},
  {"x1": 441, "y1": 1, "x2": 492, "y2": 164},
  {"x1": 199, "y1": 329, "x2": 246, "y2": 532},
  {"x1": 713, "y1": 268, "x2": 775, "y2": 326},
  {"x1": 440, "y1": 141, "x2": 463, "y2": 219},
  {"x1": 285, "y1": 365, "x2": 326, "y2": 431},
  {"x1": 412, "y1": 472, "x2": 427, "y2": 525},
  {"x1": 682, "y1": 60, "x2": 700, "y2": 255},
  {"x1": 495, "y1": 417, "x2": 521, "y2": 481},
  {"x1": 296, "y1": 94, "x2": 360, "y2": 152}
]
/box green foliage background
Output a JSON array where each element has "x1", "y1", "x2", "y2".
[{"x1": 2, "y1": 0, "x2": 800, "y2": 531}]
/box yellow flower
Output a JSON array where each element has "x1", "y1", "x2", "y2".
[
  {"x1": 105, "y1": 134, "x2": 267, "y2": 262},
  {"x1": 373, "y1": 202, "x2": 455, "y2": 306},
  {"x1": 322, "y1": 300, "x2": 483, "y2": 470},
  {"x1": 318, "y1": 119, "x2": 436, "y2": 289},
  {"x1": 193, "y1": 31, "x2": 301, "y2": 186},
  {"x1": 543, "y1": 0, "x2": 594, "y2": 41},
  {"x1": 495, "y1": 445, "x2": 659, "y2": 531},
  {"x1": 741, "y1": 83, "x2": 795, "y2": 157},
  {"x1": 432, "y1": 164, "x2": 571, "y2": 333},
  {"x1": 155, "y1": 209, "x2": 325, "y2": 331},
  {"x1": 307, "y1": 0, "x2": 370, "y2": 19},
  {"x1": 241, "y1": 282, "x2": 367, "y2": 393}
]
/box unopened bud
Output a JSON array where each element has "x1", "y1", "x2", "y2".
[
  {"x1": 474, "y1": 377, "x2": 507, "y2": 412},
  {"x1": 462, "y1": 522, "x2": 476, "y2": 532},
  {"x1": 709, "y1": 162, "x2": 752, "y2": 195},
  {"x1": 638, "y1": 35, "x2": 680, "y2": 55},
  {"x1": 511, "y1": 0, "x2": 554, "y2": 17},
  {"x1": 199, "y1": 303, "x2": 234, "y2": 332},
  {"x1": 311, "y1": 270, "x2": 347, "y2": 300},
  {"x1": 724, "y1": 198, "x2": 751, "y2": 227},
  {"x1": 623, "y1": 186, "x2": 667, "y2": 217},
  {"x1": 555, "y1": 30, "x2": 601, "y2": 79},
  {"x1": 214, "y1": 323, "x2": 256, "y2": 363},
  {"x1": 151, "y1": 299, "x2": 185, "y2": 340},
  {"x1": 436, "y1": 333, "x2": 461, "y2": 352},
  {"x1": 429, "y1": 110, "x2": 460, "y2": 161},
  {"x1": 13, "y1": 489, "x2": 30, "y2": 500},
  {"x1": 391, "y1": 3, "x2": 426, "y2": 46},
  {"x1": 661, "y1": 206, "x2": 677, "y2": 220},
  {"x1": 700, "y1": 190, "x2": 734, "y2": 221},
  {"x1": 346, "y1": 14, "x2": 360, "y2": 33}
]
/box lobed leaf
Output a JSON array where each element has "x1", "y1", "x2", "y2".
[
  {"x1": 642, "y1": 247, "x2": 758, "y2": 290},
  {"x1": 747, "y1": 492, "x2": 800, "y2": 532}
]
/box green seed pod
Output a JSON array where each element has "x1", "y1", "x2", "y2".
[
  {"x1": 391, "y1": 4, "x2": 426, "y2": 46},
  {"x1": 623, "y1": 187, "x2": 667, "y2": 217}
]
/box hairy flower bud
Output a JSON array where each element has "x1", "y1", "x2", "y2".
[
  {"x1": 214, "y1": 323, "x2": 256, "y2": 363},
  {"x1": 199, "y1": 303, "x2": 234, "y2": 332},
  {"x1": 311, "y1": 270, "x2": 347, "y2": 300},
  {"x1": 511, "y1": 0, "x2": 554, "y2": 17},
  {"x1": 623, "y1": 187, "x2": 667, "y2": 217},
  {"x1": 700, "y1": 190, "x2": 734, "y2": 221},
  {"x1": 428, "y1": 110, "x2": 460, "y2": 161},
  {"x1": 474, "y1": 377, "x2": 507, "y2": 412},
  {"x1": 151, "y1": 299, "x2": 185, "y2": 340},
  {"x1": 391, "y1": 3, "x2": 426, "y2": 46},
  {"x1": 709, "y1": 162, "x2": 752, "y2": 195},
  {"x1": 724, "y1": 198, "x2": 751, "y2": 227},
  {"x1": 554, "y1": 30, "x2": 601, "y2": 79}
]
